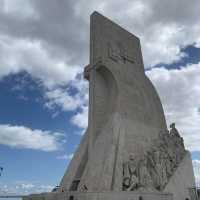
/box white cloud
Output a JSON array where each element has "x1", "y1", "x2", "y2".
[
  {"x1": 0, "y1": 35, "x2": 80, "y2": 88},
  {"x1": 0, "y1": 124, "x2": 65, "y2": 151},
  {"x1": 57, "y1": 153, "x2": 74, "y2": 160},
  {"x1": 146, "y1": 62, "x2": 200, "y2": 151},
  {"x1": 1, "y1": 0, "x2": 38, "y2": 19},
  {"x1": 0, "y1": 181, "x2": 54, "y2": 195},
  {"x1": 44, "y1": 76, "x2": 89, "y2": 128},
  {"x1": 71, "y1": 106, "x2": 88, "y2": 129},
  {"x1": 45, "y1": 88, "x2": 82, "y2": 112},
  {"x1": 20, "y1": 183, "x2": 35, "y2": 189},
  {"x1": 192, "y1": 160, "x2": 200, "y2": 187}
]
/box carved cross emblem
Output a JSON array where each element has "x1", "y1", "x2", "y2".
[{"x1": 108, "y1": 42, "x2": 134, "y2": 64}]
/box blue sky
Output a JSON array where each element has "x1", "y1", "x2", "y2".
[
  {"x1": 0, "y1": 0, "x2": 200, "y2": 197},
  {"x1": 0, "y1": 72, "x2": 84, "y2": 195}
]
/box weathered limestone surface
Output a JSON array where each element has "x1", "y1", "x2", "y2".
[{"x1": 23, "y1": 12, "x2": 196, "y2": 200}]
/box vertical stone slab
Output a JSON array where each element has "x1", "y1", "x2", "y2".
[
  {"x1": 77, "y1": 12, "x2": 169, "y2": 192},
  {"x1": 59, "y1": 130, "x2": 89, "y2": 191},
  {"x1": 88, "y1": 12, "x2": 167, "y2": 152}
]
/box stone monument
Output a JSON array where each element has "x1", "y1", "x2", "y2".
[{"x1": 24, "y1": 12, "x2": 196, "y2": 200}]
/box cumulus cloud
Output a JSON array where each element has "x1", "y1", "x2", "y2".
[
  {"x1": 44, "y1": 76, "x2": 88, "y2": 127},
  {"x1": 0, "y1": 181, "x2": 54, "y2": 195},
  {"x1": 147, "y1": 62, "x2": 200, "y2": 152},
  {"x1": 57, "y1": 153, "x2": 74, "y2": 160},
  {"x1": 0, "y1": 35, "x2": 80, "y2": 88},
  {"x1": 71, "y1": 106, "x2": 88, "y2": 129},
  {"x1": 0, "y1": 124, "x2": 65, "y2": 151},
  {"x1": 45, "y1": 83, "x2": 87, "y2": 111},
  {"x1": 1, "y1": 0, "x2": 38, "y2": 20},
  {"x1": 45, "y1": 88, "x2": 82, "y2": 111}
]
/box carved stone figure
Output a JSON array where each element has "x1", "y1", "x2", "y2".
[
  {"x1": 123, "y1": 154, "x2": 139, "y2": 191},
  {"x1": 138, "y1": 124, "x2": 188, "y2": 191},
  {"x1": 122, "y1": 122, "x2": 188, "y2": 192},
  {"x1": 138, "y1": 155, "x2": 153, "y2": 190},
  {"x1": 163, "y1": 153, "x2": 173, "y2": 178},
  {"x1": 170, "y1": 123, "x2": 180, "y2": 138}
]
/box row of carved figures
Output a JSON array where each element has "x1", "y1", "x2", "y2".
[{"x1": 123, "y1": 123, "x2": 186, "y2": 191}]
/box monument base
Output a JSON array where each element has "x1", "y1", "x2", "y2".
[{"x1": 23, "y1": 191, "x2": 173, "y2": 200}]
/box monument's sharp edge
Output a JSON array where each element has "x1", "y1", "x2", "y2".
[
  {"x1": 59, "y1": 130, "x2": 89, "y2": 191},
  {"x1": 164, "y1": 151, "x2": 196, "y2": 200}
]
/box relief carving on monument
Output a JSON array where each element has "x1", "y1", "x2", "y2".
[
  {"x1": 122, "y1": 123, "x2": 186, "y2": 191},
  {"x1": 123, "y1": 154, "x2": 139, "y2": 191},
  {"x1": 108, "y1": 42, "x2": 134, "y2": 64}
]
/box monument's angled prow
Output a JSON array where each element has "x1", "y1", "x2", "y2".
[{"x1": 24, "y1": 12, "x2": 196, "y2": 200}]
